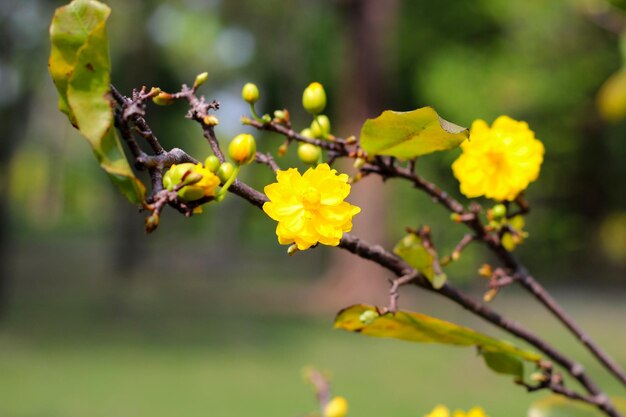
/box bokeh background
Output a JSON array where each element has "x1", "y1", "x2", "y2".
[{"x1": 1, "y1": 0, "x2": 626, "y2": 416}]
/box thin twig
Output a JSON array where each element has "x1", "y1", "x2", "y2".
[{"x1": 255, "y1": 152, "x2": 279, "y2": 172}]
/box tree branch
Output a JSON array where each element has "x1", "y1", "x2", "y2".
[{"x1": 109, "y1": 83, "x2": 624, "y2": 417}]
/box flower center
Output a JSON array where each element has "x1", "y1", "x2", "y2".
[
  {"x1": 486, "y1": 150, "x2": 506, "y2": 170},
  {"x1": 302, "y1": 187, "x2": 321, "y2": 206}
]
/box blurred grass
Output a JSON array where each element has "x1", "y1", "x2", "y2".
[{"x1": 1, "y1": 239, "x2": 625, "y2": 417}]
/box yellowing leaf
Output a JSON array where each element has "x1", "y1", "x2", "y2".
[
  {"x1": 528, "y1": 396, "x2": 626, "y2": 417},
  {"x1": 360, "y1": 107, "x2": 468, "y2": 159},
  {"x1": 49, "y1": 0, "x2": 145, "y2": 204},
  {"x1": 335, "y1": 305, "x2": 540, "y2": 379},
  {"x1": 393, "y1": 234, "x2": 446, "y2": 289}
]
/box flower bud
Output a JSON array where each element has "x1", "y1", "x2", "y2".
[
  {"x1": 152, "y1": 92, "x2": 174, "y2": 106},
  {"x1": 193, "y1": 72, "x2": 209, "y2": 89},
  {"x1": 273, "y1": 110, "x2": 287, "y2": 121},
  {"x1": 287, "y1": 244, "x2": 298, "y2": 256},
  {"x1": 491, "y1": 204, "x2": 507, "y2": 221},
  {"x1": 310, "y1": 115, "x2": 331, "y2": 138},
  {"x1": 297, "y1": 143, "x2": 322, "y2": 165},
  {"x1": 324, "y1": 396, "x2": 348, "y2": 417},
  {"x1": 478, "y1": 264, "x2": 493, "y2": 278},
  {"x1": 483, "y1": 288, "x2": 499, "y2": 302},
  {"x1": 203, "y1": 115, "x2": 219, "y2": 126},
  {"x1": 242, "y1": 82, "x2": 259, "y2": 104},
  {"x1": 302, "y1": 82, "x2": 327, "y2": 115},
  {"x1": 145, "y1": 213, "x2": 160, "y2": 234},
  {"x1": 228, "y1": 133, "x2": 257, "y2": 165},
  {"x1": 277, "y1": 143, "x2": 288, "y2": 157},
  {"x1": 450, "y1": 213, "x2": 462, "y2": 223},
  {"x1": 353, "y1": 157, "x2": 366, "y2": 170},
  {"x1": 217, "y1": 162, "x2": 236, "y2": 184},
  {"x1": 204, "y1": 155, "x2": 221, "y2": 173},
  {"x1": 300, "y1": 128, "x2": 314, "y2": 139}
]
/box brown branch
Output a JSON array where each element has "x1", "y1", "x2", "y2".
[
  {"x1": 517, "y1": 371, "x2": 610, "y2": 408},
  {"x1": 255, "y1": 152, "x2": 279, "y2": 172},
  {"x1": 111, "y1": 85, "x2": 165, "y2": 154},
  {"x1": 361, "y1": 163, "x2": 466, "y2": 214}
]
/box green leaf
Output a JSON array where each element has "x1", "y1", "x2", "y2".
[
  {"x1": 360, "y1": 107, "x2": 468, "y2": 159},
  {"x1": 480, "y1": 350, "x2": 524, "y2": 379},
  {"x1": 49, "y1": 0, "x2": 145, "y2": 204},
  {"x1": 528, "y1": 396, "x2": 626, "y2": 417},
  {"x1": 335, "y1": 304, "x2": 540, "y2": 380},
  {"x1": 393, "y1": 234, "x2": 447, "y2": 289}
]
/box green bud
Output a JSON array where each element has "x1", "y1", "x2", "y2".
[
  {"x1": 300, "y1": 128, "x2": 314, "y2": 139},
  {"x1": 310, "y1": 115, "x2": 331, "y2": 138},
  {"x1": 152, "y1": 92, "x2": 174, "y2": 106},
  {"x1": 274, "y1": 110, "x2": 286, "y2": 120},
  {"x1": 217, "y1": 162, "x2": 235, "y2": 184},
  {"x1": 241, "y1": 82, "x2": 259, "y2": 104},
  {"x1": 228, "y1": 133, "x2": 257, "y2": 165},
  {"x1": 204, "y1": 155, "x2": 221, "y2": 173},
  {"x1": 492, "y1": 204, "x2": 507, "y2": 221},
  {"x1": 297, "y1": 143, "x2": 322, "y2": 165},
  {"x1": 262, "y1": 114, "x2": 272, "y2": 123},
  {"x1": 193, "y1": 72, "x2": 209, "y2": 89},
  {"x1": 302, "y1": 82, "x2": 327, "y2": 115}
]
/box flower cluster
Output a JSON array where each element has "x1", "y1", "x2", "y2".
[
  {"x1": 424, "y1": 405, "x2": 488, "y2": 417},
  {"x1": 263, "y1": 163, "x2": 361, "y2": 250},
  {"x1": 452, "y1": 116, "x2": 544, "y2": 201},
  {"x1": 163, "y1": 162, "x2": 220, "y2": 202}
]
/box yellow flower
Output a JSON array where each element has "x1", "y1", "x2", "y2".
[
  {"x1": 454, "y1": 407, "x2": 489, "y2": 417},
  {"x1": 424, "y1": 406, "x2": 489, "y2": 417},
  {"x1": 324, "y1": 396, "x2": 349, "y2": 417},
  {"x1": 263, "y1": 163, "x2": 361, "y2": 250},
  {"x1": 425, "y1": 405, "x2": 450, "y2": 417},
  {"x1": 452, "y1": 116, "x2": 544, "y2": 201}
]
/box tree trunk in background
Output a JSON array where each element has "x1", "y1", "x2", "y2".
[{"x1": 310, "y1": 0, "x2": 398, "y2": 309}]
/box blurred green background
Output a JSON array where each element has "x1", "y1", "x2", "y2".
[{"x1": 1, "y1": 0, "x2": 626, "y2": 416}]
